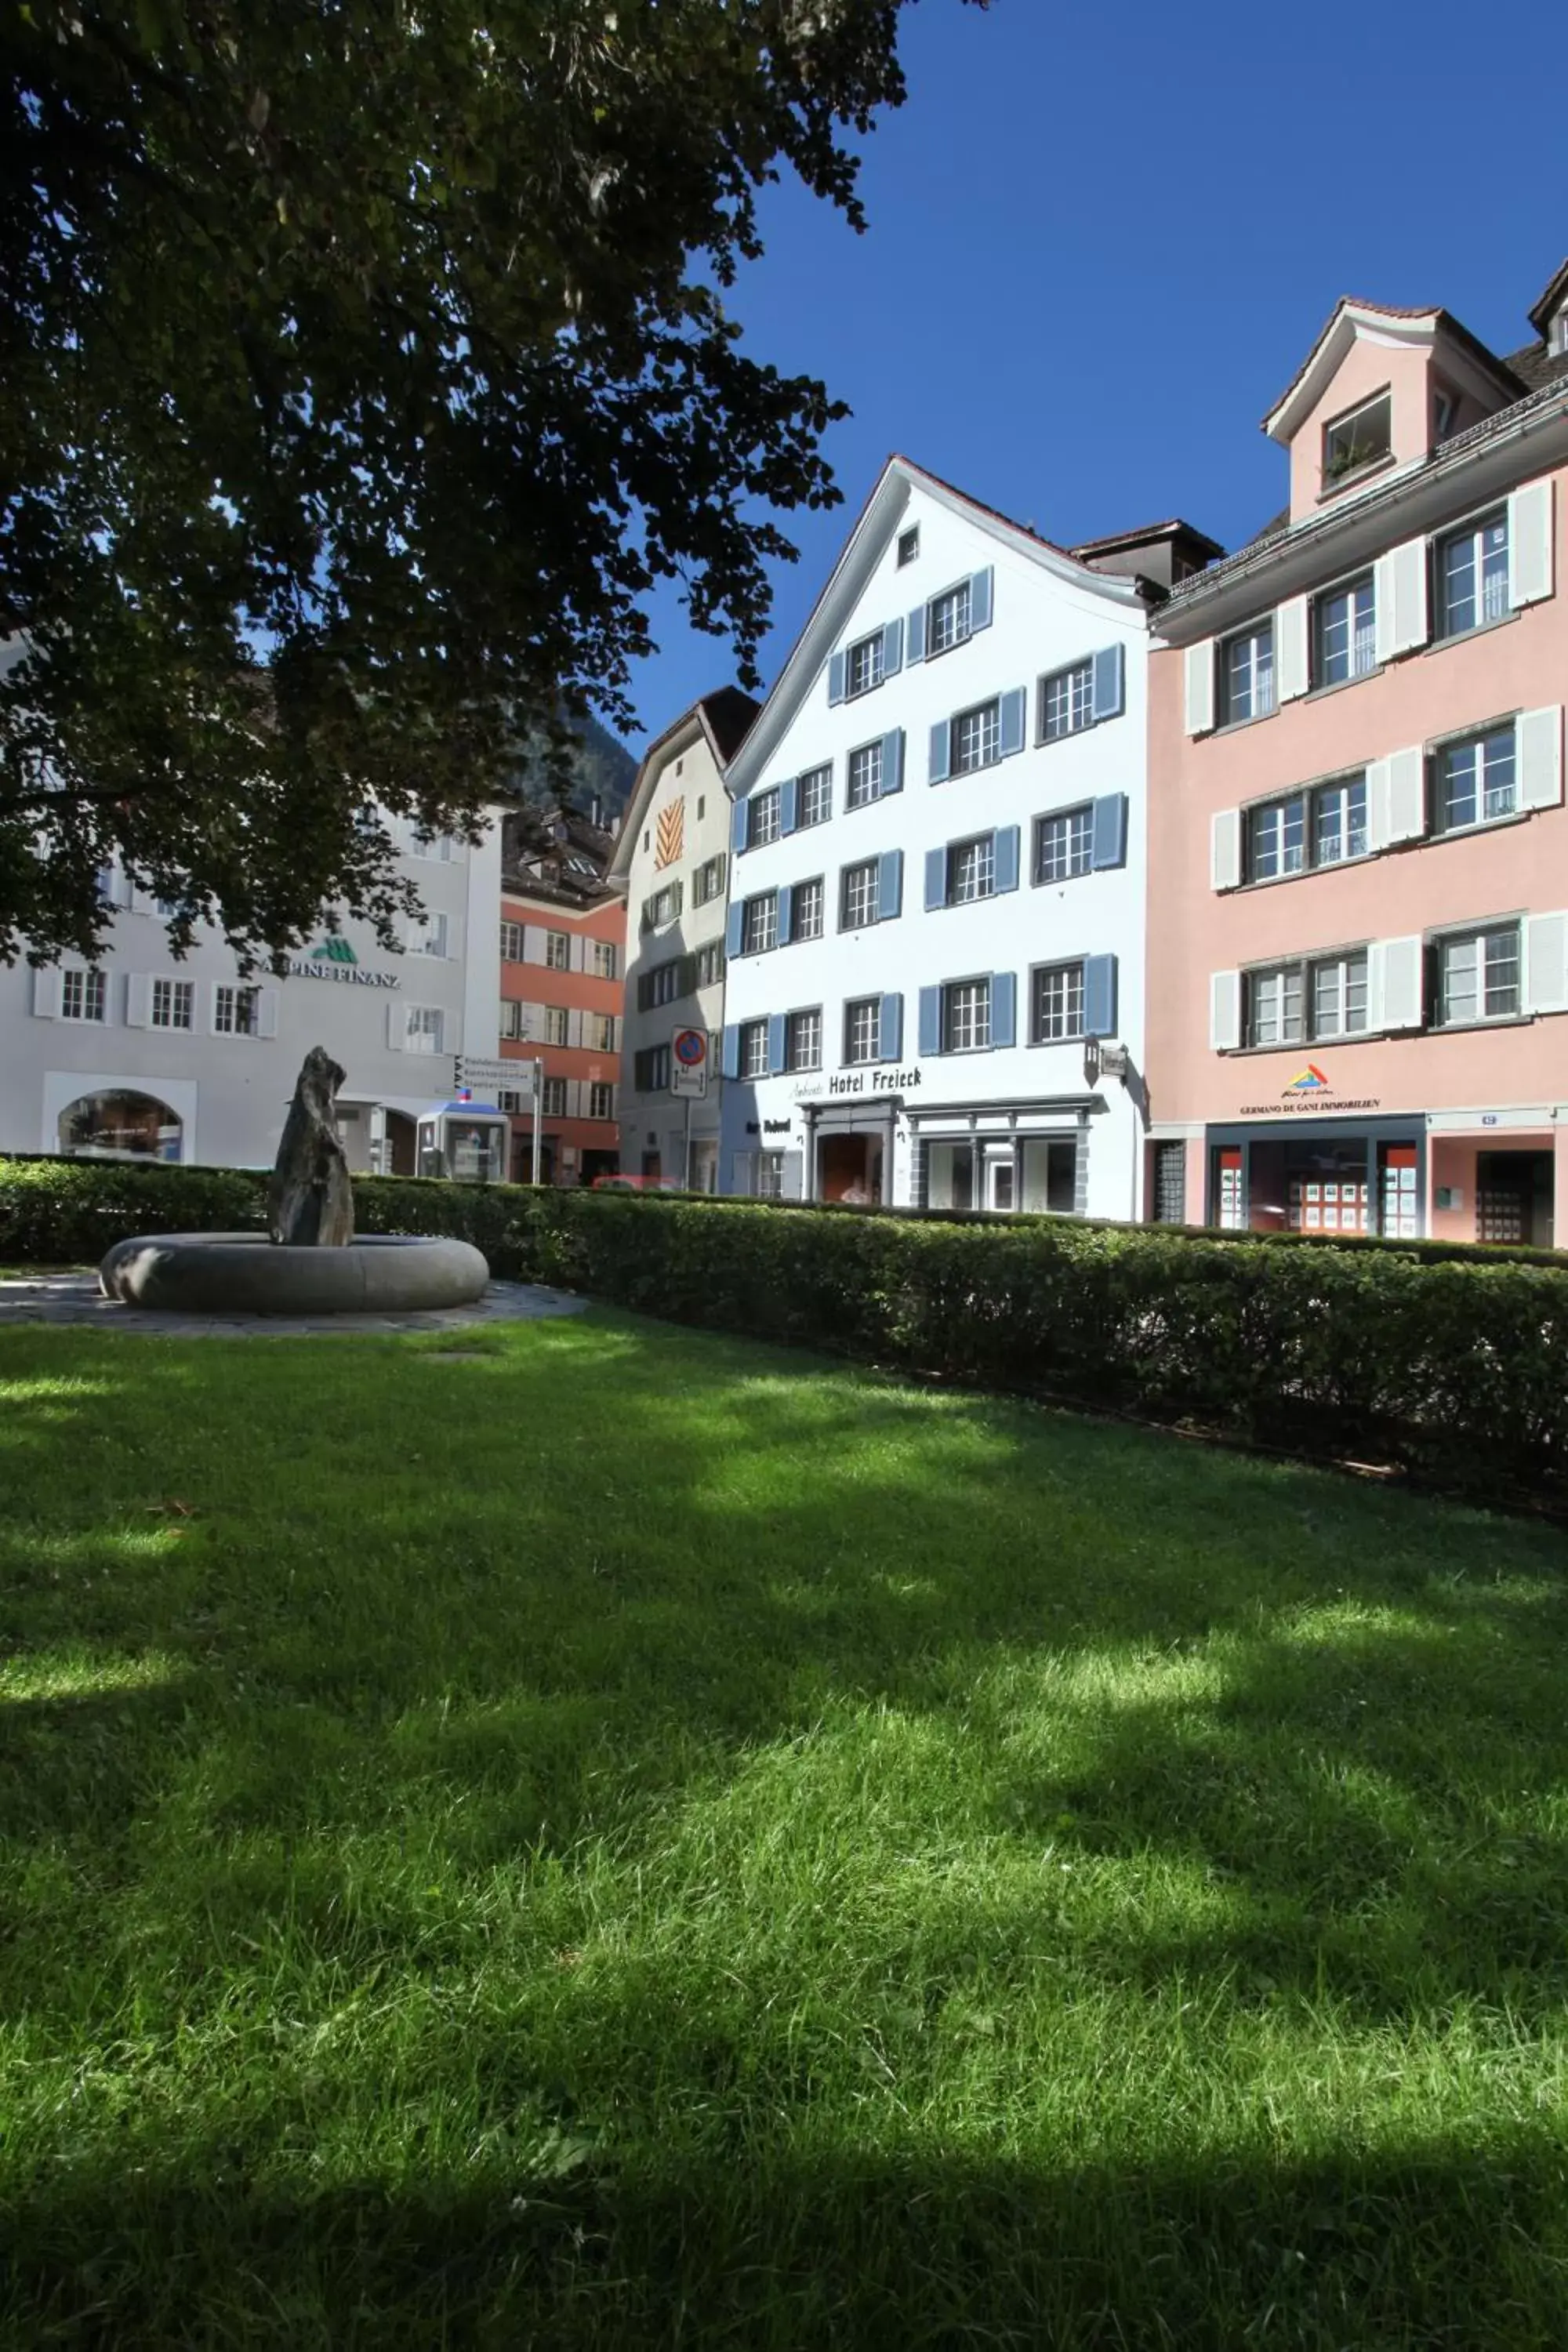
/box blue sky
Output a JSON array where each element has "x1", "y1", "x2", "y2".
[{"x1": 622, "y1": 0, "x2": 1568, "y2": 751}]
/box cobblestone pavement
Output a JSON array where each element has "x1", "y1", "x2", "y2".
[{"x1": 0, "y1": 1271, "x2": 588, "y2": 1338}]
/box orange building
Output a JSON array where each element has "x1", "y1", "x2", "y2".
[{"x1": 498, "y1": 806, "x2": 626, "y2": 1185}]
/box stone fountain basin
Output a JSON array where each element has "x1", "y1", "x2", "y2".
[{"x1": 99, "y1": 1232, "x2": 490, "y2": 1316}]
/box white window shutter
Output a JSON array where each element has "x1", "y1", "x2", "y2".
[
  {"x1": 1365, "y1": 757, "x2": 1391, "y2": 851},
  {"x1": 1524, "y1": 912, "x2": 1568, "y2": 1014},
  {"x1": 569, "y1": 933, "x2": 586, "y2": 973},
  {"x1": 1370, "y1": 935, "x2": 1424, "y2": 1033},
  {"x1": 568, "y1": 1007, "x2": 583, "y2": 1048},
  {"x1": 31, "y1": 967, "x2": 61, "y2": 1018},
  {"x1": 1183, "y1": 641, "x2": 1214, "y2": 736},
  {"x1": 1508, "y1": 480, "x2": 1554, "y2": 609},
  {"x1": 1374, "y1": 537, "x2": 1428, "y2": 662},
  {"x1": 1208, "y1": 970, "x2": 1240, "y2": 1051},
  {"x1": 1517, "y1": 706, "x2": 1563, "y2": 810},
  {"x1": 522, "y1": 927, "x2": 546, "y2": 965},
  {"x1": 1210, "y1": 808, "x2": 1241, "y2": 891},
  {"x1": 1275, "y1": 597, "x2": 1310, "y2": 702},
  {"x1": 1384, "y1": 746, "x2": 1426, "y2": 845},
  {"x1": 387, "y1": 1002, "x2": 405, "y2": 1051},
  {"x1": 258, "y1": 989, "x2": 280, "y2": 1040},
  {"x1": 125, "y1": 974, "x2": 151, "y2": 1028}
]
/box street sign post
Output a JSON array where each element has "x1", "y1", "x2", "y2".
[
  {"x1": 454, "y1": 1054, "x2": 535, "y2": 1096},
  {"x1": 670, "y1": 1029, "x2": 709, "y2": 1189}
]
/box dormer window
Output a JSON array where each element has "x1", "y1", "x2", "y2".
[
  {"x1": 1322, "y1": 391, "x2": 1392, "y2": 490},
  {"x1": 1552, "y1": 307, "x2": 1568, "y2": 358},
  {"x1": 1433, "y1": 387, "x2": 1458, "y2": 444}
]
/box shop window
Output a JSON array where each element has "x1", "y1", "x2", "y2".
[{"x1": 58, "y1": 1089, "x2": 183, "y2": 1161}]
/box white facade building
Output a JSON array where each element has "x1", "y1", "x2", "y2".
[
  {"x1": 720, "y1": 458, "x2": 1207, "y2": 1217},
  {"x1": 2, "y1": 820, "x2": 503, "y2": 1173},
  {"x1": 612, "y1": 690, "x2": 758, "y2": 1189}
]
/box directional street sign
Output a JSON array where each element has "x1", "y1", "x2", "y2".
[
  {"x1": 454, "y1": 1054, "x2": 535, "y2": 1095},
  {"x1": 670, "y1": 1026, "x2": 709, "y2": 1099}
]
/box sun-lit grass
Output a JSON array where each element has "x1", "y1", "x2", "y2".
[{"x1": 2, "y1": 1308, "x2": 1566, "y2": 2347}]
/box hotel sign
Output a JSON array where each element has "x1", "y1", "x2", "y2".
[
  {"x1": 792, "y1": 1064, "x2": 924, "y2": 1102},
  {"x1": 285, "y1": 935, "x2": 400, "y2": 989}
]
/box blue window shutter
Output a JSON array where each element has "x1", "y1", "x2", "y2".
[
  {"x1": 907, "y1": 604, "x2": 927, "y2": 663},
  {"x1": 924, "y1": 845, "x2": 946, "y2": 911},
  {"x1": 880, "y1": 992, "x2": 903, "y2": 1062},
  {"x1": 918, "y1": 985, "x2": 942, "y2": 1057},
  {"x1": 994, "y1": 824, "x2": 1021, "y2": 894},
  {"x1": 767, "y1": 1012, "x2": 787, "y2": 1074},
  {"x1": 828, "y1": 651, "x2": 848, "y2": 706},
  {"x1": 731, "y1": 797, "x2": 750, "y2": 855},
  {"x1": 721, "y1": 1024, "x2": 741, "y2": 1079},
  {"x1": 1091, "y1": 793, "x2": 1128, "y2": 871},
  {"x1": 878, "y1": 847, "x2": 903, "y2": 920},
  {"x1": 1091, "y1": 642, "x2": 1126, "y2": 722},
  {"x1": 1083, "y1": 953, "x2": 1118, "y2": 1039},
  {"x1": 780, "y1": 775, "x2": 800, "y2": 834},
  {"x1": 879, "y1": 729, "x2": 905, "y2": 797},
  {"x1": 990, "y1": 970, "x2": 1017, "y2": 1049},
  {"x1": 928, "y1": 717, "x2": 951, "y2": 784},
  {"x1": 970, "y1": 566, "x2": 995, "y2": 633},
  {"x1": 725, "y1": 902, "x2": 744, "y2": 959},
  {"x1": 999, "y1": 688, "x2": 1026, "y2": 758},
  {"x1": 883, "y1": 617, "x2": 905, "y2": 678},
  {"x1": 776, "y1": 884, "x2": 793, "y2": 946}
]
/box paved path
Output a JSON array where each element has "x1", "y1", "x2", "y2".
[{"x1": 0, "y1": 1271, "x2": 587, "y2": 1338}]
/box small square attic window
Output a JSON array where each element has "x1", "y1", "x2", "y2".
[
  {"x1": 897, "y1": 526, "x2": 920, "y2": 567},
  {"x1": 1323, "y1": 392, "x2": 1392, "y2": 488}
]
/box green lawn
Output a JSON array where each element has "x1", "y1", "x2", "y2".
[{"x1": 2, "y1": 1309, "x2": 1567, "y2": 2348}]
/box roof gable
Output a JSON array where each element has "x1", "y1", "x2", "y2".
[
  {"x1": 1264, "y1": 299, "x2": 1523, "y2": 444},
  {"x1": 608, "y1": 688, "x2": 758, "y2": 881}
]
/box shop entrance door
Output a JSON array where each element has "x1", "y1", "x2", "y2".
[
  {"x1": 1477, "y1": 1152, "x2": 1555, "y2": 1247},
  {"x1": 819, "y1": 1134, "x2": 880, "y2": 1204}
]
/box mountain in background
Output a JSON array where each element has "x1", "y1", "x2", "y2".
[{"x1": 499, "y1": 710, "x2": 638, "y2": 826}]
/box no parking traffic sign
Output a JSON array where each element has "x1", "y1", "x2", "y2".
[{"x1": 671, "y1": 1026, "x2": 708, "y2": 1098}]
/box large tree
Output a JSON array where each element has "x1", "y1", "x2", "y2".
[{"x1": 0, "y1": 0, "x2": 977, "y2": 966}]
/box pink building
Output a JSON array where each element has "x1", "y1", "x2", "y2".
[{"x1": 1147, "y1": 262, "x2": 1568, "y2": 1247}]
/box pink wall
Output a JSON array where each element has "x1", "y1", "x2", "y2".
[
  {"x1": 1286, "y1": 336, "x2": 1436, "y2": 521},
  {"x1": 1146, "y1": 467, "x2": 1568, "y2": 1214}
]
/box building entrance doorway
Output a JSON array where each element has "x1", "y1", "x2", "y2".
[
  {"x1": 818, "y1": 1133, "x2": 883, "y2": 1204},
  {"x1": 386, "y1": 1109, "x2": 417, "y2": 1177},
  {"x1": 1477, "y1": 1151, "x2": 1555, "y2": 1247}
]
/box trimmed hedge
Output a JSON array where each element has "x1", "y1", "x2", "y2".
[{"x1": 4, "y1": 1156, "x2": 1566, "y2": 1499}]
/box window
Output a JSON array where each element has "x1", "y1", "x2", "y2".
[
  {"x1": 756, "y1": 1152, "x2": 786, "y2": 1200},
  {"x1": 841, "y1": 859, "x2": 880, "y2": 930},
  {"x1": 1247, "y1": 793, "x2": 1305, "y2": 881},
  {"x1": 844, "y1": 996, "x2": 882, "y2": 1065},
  {"x1": 695, "y1": 940, "x2": 726, "y2": 987},
  {"x1": 692, "y1": 855, "x2": 728, "y2": 906},
  {"x1": 590, "y1": 1081, "x2": 615, "y2": 1120},
  {"x1": 590, "y1": 1013, "x2": 616, "y2": 1051},
  {"x1": 1244, "y1": 953, "x2": 1368, "y2": 1047},
  {"x1": 151, "y1": 978, "x2": 194, "y2": 1031},
  {"x1": 1040, "y1": 659, "x2": 1093, "y2": 742},
  {"x1": 1312, "y1": 775, "x2": 1369, "y2": 866},
  {"x1": 1247, "y1": 775, "x2": 1368, "y2": 880},
  {"x1": 739, "y1": 1019, "x2": 768, "y2": 1079},
  {"x1": 793, "y1": 877, "x2": 825, "y2": 942},
  {"x1": 750, "y1": 787, "x2": 782, "y2": 848},
  {"x1": 1438, "y1": 925, "x2": 1520, "y2": 1025},
  {"x1": 544, "y1": 931, "x2": 570, "y2": 971},
  {"x1": 592, "y1": 940, "x2": 618, "y2": 979},
  {"x1": 411, "y1": 829, "x2": 455, "y2": 861},
  {"x1": 846, "y1": 741, "x2": 883, "y2": 808},
  {"x1": 499, "y1": 919, "x2": 525, "y2": 961},
  {"x1": 947, "y1": 834, "x2": 995, "y2": 905},
  {"x1": 543, "y1": 1004, "x2": 569, "y2": 1047},
  {"x1": 1152, "y1": 1140, "x2": 1187, "y2": 1225},
  {"x1": 1035, "y1": 805, "x2": 1094, "y2": 884},
  {"x1": 1032, "y1": 960, "x2": 1085, "y2": 1042},
  {"x1": 409, "y1": 911, "x2": 448, "y2": 956},
  {"x1": 501, "y1": 1000, "x2": 529, "y2": 1040},
  {"x1": 214, "y1": 983, "x2": 261, "y2": 1037},
  {"x1": 799, "y1": 766, "x2": 832, "y2": 828},
  {"x1": 943, "y1": 977, "x2": 991, "y2": 1053},
  {"x1": 1323, "y1": 392, "x2": 1392, "y2": 486},
  {"x1": 1314, "y1": 574, "x2": 1376, "y2": 686},
  {"x1": 1436, "y1": 728, "x2": 1516, "y2": 833},
  {"x1": 402, "y1": 1004, "x2": 445, "y2": 1054},
  {"x1": 1218, "y1": 622, "x2": 1276, "y2": 724},
  {"x1": 928, "y1": 579, "x2": 972, "y2": 655},
  {"x1": 633, "y1": 1044, "x2": 672, "y2": 1090},
  {"x1": 641, "y1": 882, "x2": 681, "y2": 931},
  {"x1": 640, "y1": 958, "x2": 682, "y2": 1011},
  {"x1": 846, "y1": 632, "x2": 885, "y2": 699},
  {"x1": 784, "y1": 1008, "x2": 822, "y2": 1072},
  {"x1": 542, "y1": 1077, "x2": 568, "y2": 1117},
  {"x1": 952, "y1": 699, "x2": 1000, "y2": 775},
  {"x1": 742, "y1": 892, "x2": 778, "y2": 955},
  {"x1": 898, "y1": 526, "x2": 920, "y2": 568},
  {"x1": 1436, "y1": 512, "x2": 1509, "y2": 639},
  {"x1": 61, "y1": 968, "x2": 107, "y2": 1024}
]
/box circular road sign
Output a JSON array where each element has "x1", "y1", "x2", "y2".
[{"x1": 673, "y1": 1027, "x2": 708, "y2": 1068}]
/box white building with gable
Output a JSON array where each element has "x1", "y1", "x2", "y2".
[{"x1": 718, "y1": 456, "x2": 1218, "y2": 1216}]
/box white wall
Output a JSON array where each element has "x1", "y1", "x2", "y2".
[{"x1": 719, "y1": 478, "x2": 1150, "y2": 1217}]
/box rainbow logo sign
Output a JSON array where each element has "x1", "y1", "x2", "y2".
[{"x1": 1283, "y1": 1064, "x2": 1330, "y2": 1094}]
